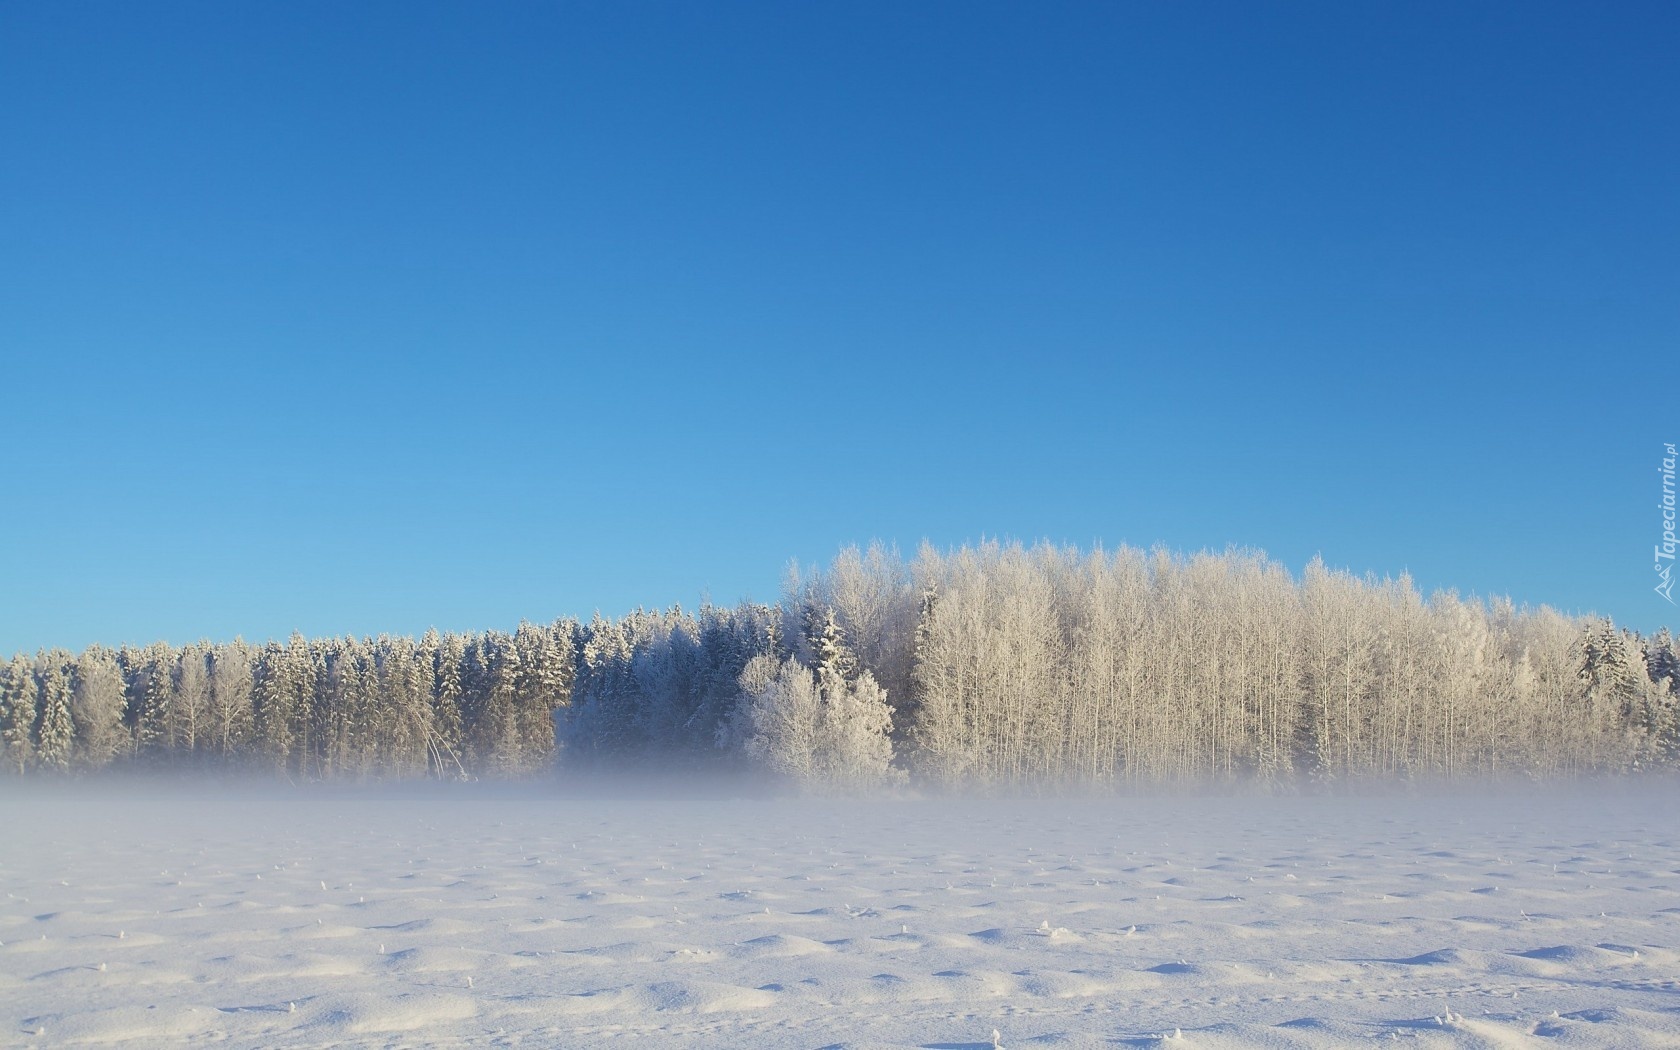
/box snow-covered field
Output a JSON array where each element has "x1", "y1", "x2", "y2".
[{"x1": 3, "y1": 784, "x2": 1678, "y2": 1048}]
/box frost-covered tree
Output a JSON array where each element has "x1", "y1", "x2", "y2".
[
  {"x1": 804, "y1": 603, "x2": 857, "y2": 683},
  {"x1": 815, "y1": 543, "x2": 918, "y2": 712},
  {"x1": 732, "y1": 654, "x2": 821, "y2": 782},
  {"x1": 1578, "y1": 620, "x2": 1651, "y2": 770},
  {"x1": 1297, "y1": 559, "x2": 1376, "y2": 781},
  {"x1": 513, "y1": 621, "x2": 572, "y2": 770},
  {"x1": 690, "y1": 602, "x2": 779, "y2": 755},
  {"x1": 907, "y1": 542, "x2": 1065, "y2": 786},
  {"x1": 1640, "y1": 628, "x2": 1680, "y2": 760},
  {"x1": 629, "y1": 610, "x2": 703, "y2": 754},
  {"x1": 0, "y1": 539, "x2": 1670, "y2": 785},
  {"x1": 172, "y1": 643, "x2": 213, "y2": 757},
  {"x1": 33, "y1": 654, "x2": 74, "y2": 773},
  {"x1": 425, "y1": 630, "x2": 469, "y2": 777},
  {"x1": 565, "y1": 613, "x2": 644, "y2": 761},
  {"x1": 462, "y1": 631, "x2": 523, "y2": 773},
  {"x1": 370, "y1": 634, "x2": 433, "y2": 777},
  {"x1": 1647, "y1": 628, "x2": 1680, "y2": 691},
  {"x1": 729, "y1": 640, "x2": 897, "y2": 792},
  {"x1": 70, "y1": 645, "x2": 127, "y2": 769},
  {"x1": 251, "y1": 641, "x2": 290, "y2": 768},
  {"x1": 0, "y1": 653, "x2": 38, "y2": 773},
  {"x1": 207, "y1": 640, "x2": 254, "y2": 761},
  {"x1": 814, "y1": 662, "x2": 897, "y2": 790},
  {"x1": 319, "y1": 637, "x2": 376, "y2": 777},
  {"x1": 252, "y1": 634, "x2": 315, "y2": 773},
  {"x1": 121, "y1": 643, "x2": 178, "y2": 758},
  {"x1": 567, "y1": 605, "x2": 772, "y2": 770}
]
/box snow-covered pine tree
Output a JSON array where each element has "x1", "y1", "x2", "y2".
[
  {"x1": 252, "y1": 635, "x2": 315, "y2": 774},
  {"x1": 346, "y1": 638, "x2": 380, "y2": 776},
  {"x1": 1647, "y1": 628, "x2": 1680, "y2": 689},
  {"x1": 371, "y1": 634, "x2": 431, "y2": 778},
  {"x1": 251, "y1": 641, "x2": 291, "y2": 769},
  {"x1": 1645, "y1": 628, "x2": 1680, "y2": 759},
  {"x1": 463, "y1": 632, "x2": 522, "y2": 773},
  {"x1": 1578, "y1": 619, "x2": 1651, "y2": 770},
  {"x1": 122, "y1": 643, "x2": 178, "y2": 759},
  {"x1": 804, "y1": 603, "x2": 856, "y2": 683},
  {"x1": 425, "y1": 630, "x2": 468, "y2": 778},
  {"x1": 566, "y1": 613, "x2": 645, "y2": 762},
  {"x1": 629, "y1": 609, "x2": 702, "y2": 757},
  {"x1": 0, "y1": 653, "x2": 38, "y2": 773},
  {"x1": 513, "y1": 620, "x2": 572, "y2": 769},
  {"x1": 314, "y1": 639, "x2": 349, "y2": 776},
  {"x1": 320, "y1": 637, "x2": 376, "y2": 777},
  {"x1": 814, "y1": 664, "x2": 897, "y2": 790},
  {"x1": 32, "y1": 654, "x2": 74, "y2": 773},
  {"x1": 696, "y1": 602, "x2": 781, "y2": 757}
]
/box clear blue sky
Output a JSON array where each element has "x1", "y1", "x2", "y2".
[{"x1": 2, "y1": 1, "x2": 1675, "y2": 654}]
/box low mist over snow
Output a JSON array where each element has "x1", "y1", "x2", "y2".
[
  {"x1": 6, "y1": 543, "x2": 1677, "y2": 789},
  {"x1": 3, "y1": 783, "x2": 1677, "y2": 1047}
]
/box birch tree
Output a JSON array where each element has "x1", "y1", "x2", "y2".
[{"x1": 70, "y1": 645, "x2": 127, "y2": 769}]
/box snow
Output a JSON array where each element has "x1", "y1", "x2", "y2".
[{"x1": 3, "y1": 784, "x2": 1678, "y2": 1047}]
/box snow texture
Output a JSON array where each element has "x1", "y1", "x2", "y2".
[{"x1": 2, "y1": 786, "x2": 1678, "y2": 1048}]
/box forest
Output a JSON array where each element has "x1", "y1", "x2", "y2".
[{"x1": 2, "y1": 542, "x2": 1675, "y2": 788}]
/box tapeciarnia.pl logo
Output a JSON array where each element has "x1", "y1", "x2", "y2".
[{"x1": 1658, "y1": 442, "x2": 1677, "y2": 604}]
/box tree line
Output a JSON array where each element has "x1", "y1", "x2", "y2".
[
  {"x1": 2, "y1": 542, "x2": 1675, "y2": 787},
  {"x1": 0, "y1": 625, "x2": 571, "y2": 780}
]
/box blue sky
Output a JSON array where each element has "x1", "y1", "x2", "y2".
[{"x1": 2, "y1": 1, "x2": 1675, "y2": 653}]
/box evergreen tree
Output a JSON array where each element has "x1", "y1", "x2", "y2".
[
  {"x1": 0, "y1": 654, "x2": 38, "y2": 773},
  {"x1": 252, "y1": 637, "x2": 315, "y2": 773},
  {"x1": 33, "y1": 654, "x2": 74, "y2": 773},
  {"x1": 1647, "y1": 627, "x2": 1680, "y2": 689},
  {"x1": 1639, "y1": 628, "x2": 1680, "y2": 761},
  {"x1": 804, "y1": 603, "x2": 856, "y2": 682},
  {"x1": 566, "y1": 614, "x2": 645, "y2": 761},
  {"x1": 0, "y1": 540, "x2": 1671, "y2": 785},
  {"x1": 513, "y1": 621, "x2": 571, "y2": 770},
  {"x1": 373, "y1": 634, "x2": 432, "y2": 778},
  {"x1": 251, "y1": 642, "x2": 289, "y2": 768},
  {"x1": 426, "y1": 631, "x2": 468, "y2": 778},
  {"x1": 1578, "y1": 620, "x2": 1650, "y2": 769},
  {"x1": 730, "y1": 639, "x2": 897, "y2": 792},
  {"x1": 814, "y1": 663, "x2": 897, "y2": 790},
  {"x1": 462, "y1": 632, "x2": 522, "y2": 773},
  {"x1": 319, "y1": 638, "x2": 375, "y2": 777},
  {"x1": 122, "y1": 643, "x2": 179, "y2": 759},
  {"x1": 692, "y1": 603, "x2": 778, "y2": 756}
]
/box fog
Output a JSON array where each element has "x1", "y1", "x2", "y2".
[{"x1": 4, "y1": 778, "x2": 1677, "y2": 1047}]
